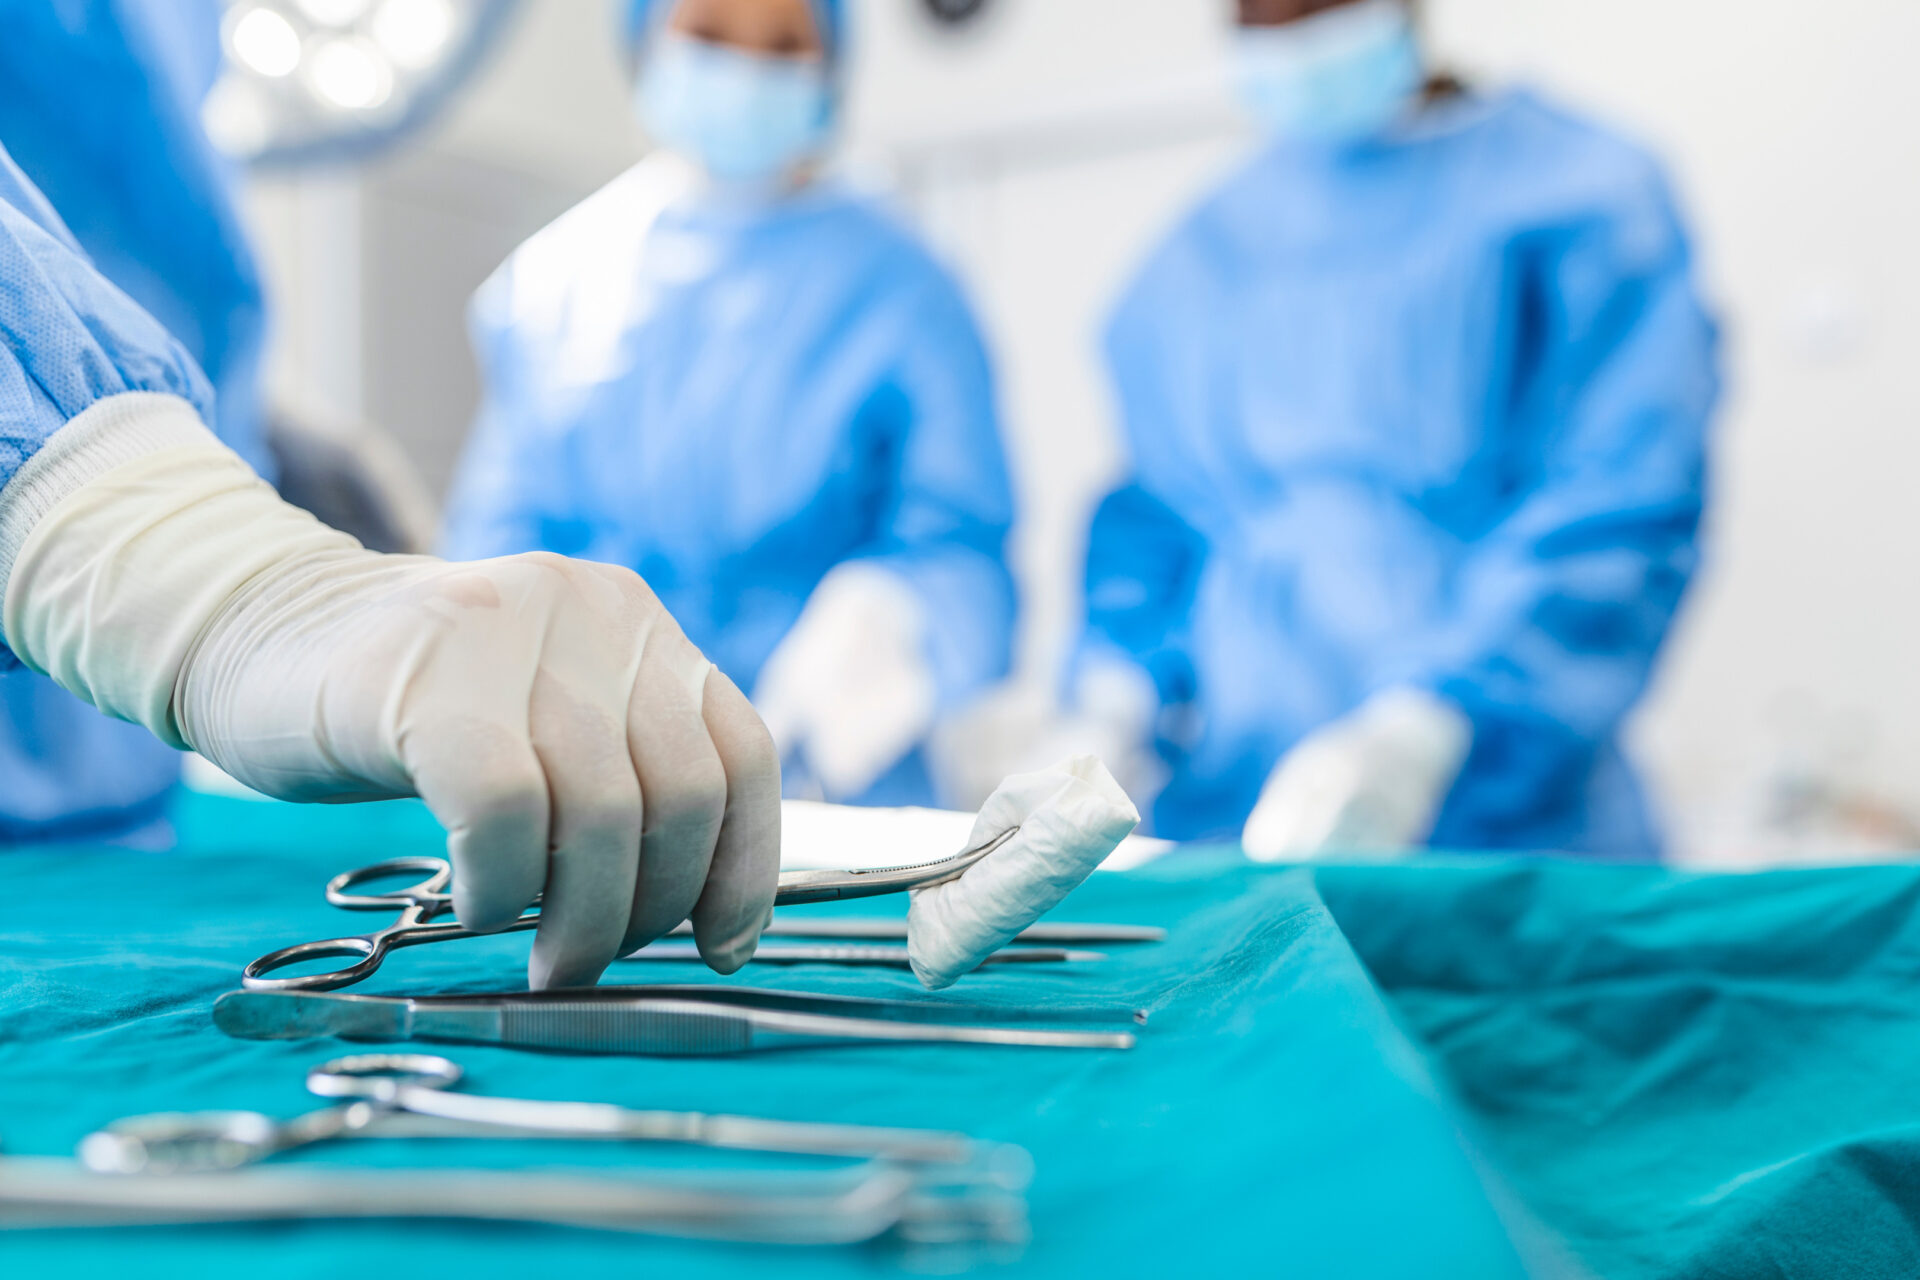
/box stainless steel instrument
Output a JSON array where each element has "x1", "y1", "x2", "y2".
[
  {"x1": 213, "y1": 987, "x2": 1139, "y2": 1054},
  {"x1": 78, "y1": 1052, "x2": 1001, "y2": 1172},
  {"x1": 667, "y1": 916, "x2": 1166, "y2": 945},
  {"x1": 1, "y1": 1157, "x2": 1025, "y2": 1246},
  {"x1": 244, "y1": 828, "x2": 1021, "y2": 993},
  {"x1": 616, "y1": 941, "x2": 1107, "y2": 969}
]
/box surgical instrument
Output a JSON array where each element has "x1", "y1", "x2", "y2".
[
  {"x1": 2, "y1": 1157, "x2": 1023, "y2": 1246},
  {"x1": 617, "y1": 941, "x2": 1107, "y2": 968},
  {"x1": 79, "y1": 1053, "x2": 1006, "y2": 1173},
  {"x1": 213, "y1": 989, "x2": 1139, "y2": 1054},
  {"x1": 244, "y1": 827, "x2": 1021, "y2": 992},
  {"x1": 381, "y1": 983, "x2": 1149, "y2": 1026},
  {"x1": 669, "y1": 916, "x2": 1167, "y2": 945}
]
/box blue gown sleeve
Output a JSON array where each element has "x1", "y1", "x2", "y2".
[
  {"x1": 0, "y1": 144, "x2": 217, "y2": 664},
  {"x1": 0, "y1": 150, "x2": 215, "y2": 478},
  {"x1": 1071, "y1": 481, "x2": 1206, "y2": 709},
  {"x1": 0, "y1": 0, "x2": 269, "y2": 471},
  {"x1": 860, "y1": 268, "x2": 1017, "y2": 709},
  {"x1": 1412, "y1": 168, "x2": 1719, "y2": 793}
]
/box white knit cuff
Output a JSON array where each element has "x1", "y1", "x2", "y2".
[{"x1": 0, "y1": 392, "x2": 217, "y2": 600}]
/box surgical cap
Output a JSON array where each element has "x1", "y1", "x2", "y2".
[{"x1": 623, "y1": 0, "x2": 845, "y2": 59}]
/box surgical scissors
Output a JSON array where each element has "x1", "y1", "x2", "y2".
[
  {"x1": 6, "y1": 1157, "x2": 1028, "y2": 1248},
  {"x1": 245, "y1": 827, "x2": 1019, "y2": 993},
  {"x1": 78, "y1": 1053, "x2": 1017, "y2": 1174}
]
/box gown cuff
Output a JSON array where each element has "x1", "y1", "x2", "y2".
[{"x1": 0, "y1": 392, "x2": 214, "y2": 600}]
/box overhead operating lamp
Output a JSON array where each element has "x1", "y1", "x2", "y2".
[{"x1": 204, "y1": 0, "x2": 520, "y2": 169}]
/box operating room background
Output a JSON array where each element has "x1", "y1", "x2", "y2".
[{"x1": 241, "y1": 0, "x2": 1920, "y2": 863}]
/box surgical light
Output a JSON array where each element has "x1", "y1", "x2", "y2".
[
  {"x1": 307, "y1": 37, "x2": 395, "y2": 111},
  {"x1": 371, "y1": 0, "x2": 456, "y2": 69},
  {"x1": 211, "y1": 0, "x2": 515, "y2": 167},
  {"x1": 228, "y1": 7, "x2": 302, "y2": 78},
  {"x1": 294, "y1": 0, "x2": 375, "y2": 25},
  {"x1": 201, "y1": 77, "x2": 275, "y2": 156}
]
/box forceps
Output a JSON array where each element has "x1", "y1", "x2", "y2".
[
  {"x1": 213, "y1": 987, "x2": 1139, "y2": 1053},
  {"x1": 78, "y1": 1053, "x2": 1016, "y2": 1174},
  {"x1": 246, "y1": 827, "x2": 1019, "y2": 993}
]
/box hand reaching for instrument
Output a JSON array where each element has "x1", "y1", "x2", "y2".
[
  {"x1": 1240, "y1": 687, "x2": 1471, "y2": 861},
  {"x1": 753, "y1": 563, "x2": 936, "y2": 801},
  {"x1": 2, "y1": 395, "x2": 780, "y2": 988}
]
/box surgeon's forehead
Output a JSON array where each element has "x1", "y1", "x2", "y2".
[
  {"x1": 1236, "y1": 0, "x2": 1370, "y2": 27},
  {"x1": 666, "y1": 0, "x2": 824, "y2": 53}
]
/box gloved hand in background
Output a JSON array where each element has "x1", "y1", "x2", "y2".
[
  {"x1": 2, "y1": 395, "x2": 780, "y2": 989},
  {"x1": 1241, "y1": 687, "x2": 1472, "y2": 861},
  {"x1": 753, "y1": 562, "x2": 935, "y2": 802}
]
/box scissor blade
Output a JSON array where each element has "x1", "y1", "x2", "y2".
[{"x1": 213, "y1": 990, "x2": 411, "y2": 1041}]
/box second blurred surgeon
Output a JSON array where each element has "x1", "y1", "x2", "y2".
[
  {"x1": 1074, "y1": 0, "x2": 1719, "y2": 858},
  {"x1": 442, "y1": 0, "x2": 1015, "y2": 806}
]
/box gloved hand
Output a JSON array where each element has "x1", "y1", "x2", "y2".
[
  {"x1": 1241, "y1": 687, "x2": 1471, "y2": 861},
  {"x1": 0, "y1": 394, "x2": 779, "y2": 988},
  {"x1": 753, "y1": 562, "x2": 935, "y2": 801},
  {"x1": 1063, "y1": 654, "x2": 1167, "y2": 811}
]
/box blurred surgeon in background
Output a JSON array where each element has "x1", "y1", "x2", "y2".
[
  {"x1": 1071, "y1": 0, "x2": 1718, "y2": 858},
  {"x1": 442, "y1": 0, "x2": 1016, "y2": 808}
]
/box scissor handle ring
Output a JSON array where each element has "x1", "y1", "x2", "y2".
[
  {"x1": 77, "y1": 1109, "x2": 282, "y2": 1175},
  {"x1": 307, "y1": 1053, "x2": 464, "y2": 1104},
  {"x1": 326, "y1": 856, "x2": 454, "y2": 911},
  {"x1": 242, "y1": 935, "x2": 385, "y2": 992}
]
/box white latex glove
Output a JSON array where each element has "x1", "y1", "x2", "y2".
[
  {"x1": 1241, "y1": 687, "x2": 1472, "y2": 861},
  {"x1": 1064, "y1": 654, "x2": 1167, "y2": 812},
  {"x1": 924, "y1": 658, "x2": 1165, "y2": 815},
  {"x1": 0, "y1": 394, "x2": 779, "y2": 988},
  {"x1": 753, "y1": 562, "x2": 934, "y2": 801},
  {"x1": 908, "y1": 754, "x2": 1140, "y2": 989}
]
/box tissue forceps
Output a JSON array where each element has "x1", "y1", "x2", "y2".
[
  {"x1": 78, "y1": 1053, "x2": 997, "y2": 1174},
  {"x1": 212, "y1": 988, "x2": 1139, "y2": 1053},
  {"x1": 244, "y1": 828, "x2": 1019, "y2": 993}
]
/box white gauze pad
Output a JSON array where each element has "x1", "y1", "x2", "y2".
[{"x1": 907, "y1": 754, "x2": 1140, "y2": 989}]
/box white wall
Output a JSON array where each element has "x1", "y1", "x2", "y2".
[{"x1": 245, "y1": 0, "x2": 1920, "y2": 857}]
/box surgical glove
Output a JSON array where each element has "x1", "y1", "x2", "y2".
[
  {"x1": 1241, "y1": 687, "x2": 1471, "y2": 861},
  {"x1": 0, "y1": 394, "x2": 779, "y2": 988},
  {"x1": 908, "y1": 754, "x2": 1139, "y2": 989},
  {"x1": 1064, "y1": 654, "x2": 1167, "y2": 810},
  {"x1": 753, "y1": 562, "x2": 934, "y2": 800}
]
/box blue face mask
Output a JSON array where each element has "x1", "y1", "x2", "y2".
[
  {"x1": 1234, "y1": 0, "x2": 1423, "y2": 147},
  {"x1": 635, "y1": 31, "x2": 833, "y2": 184}
]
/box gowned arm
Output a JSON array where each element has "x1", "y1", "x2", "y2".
[
  {"x1": 1410, "y1": 197, "x2": 1720, "y2": 766},
  {"x1": 860, "y1": 277, "x2": 1017, "y2": 708}
]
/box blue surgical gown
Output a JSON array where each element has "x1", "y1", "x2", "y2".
[
  {"x1": 442, "y1": 161, "x2": 1016, "y2": 803},
  {"x1": 0, "y1": 142, "x2": 216, "y2": 597},
  {"x1": 1081, "y1": 90, "x2": 1719, "y2": 856},
  {"x1": 0, "y1": 0, "x2": 269, "y2": 843}
]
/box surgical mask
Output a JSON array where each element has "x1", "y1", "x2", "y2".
[
  {"x1": 1234, "y1": 0, "x2": 1423, "y2": 147},
  {"x1": 635, "y1": 31, "x2": 833, "y2": 184}
]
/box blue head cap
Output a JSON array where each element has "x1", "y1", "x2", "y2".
[{"x1": 623, "y1": 0, "x2": 845, "y2": 61}]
